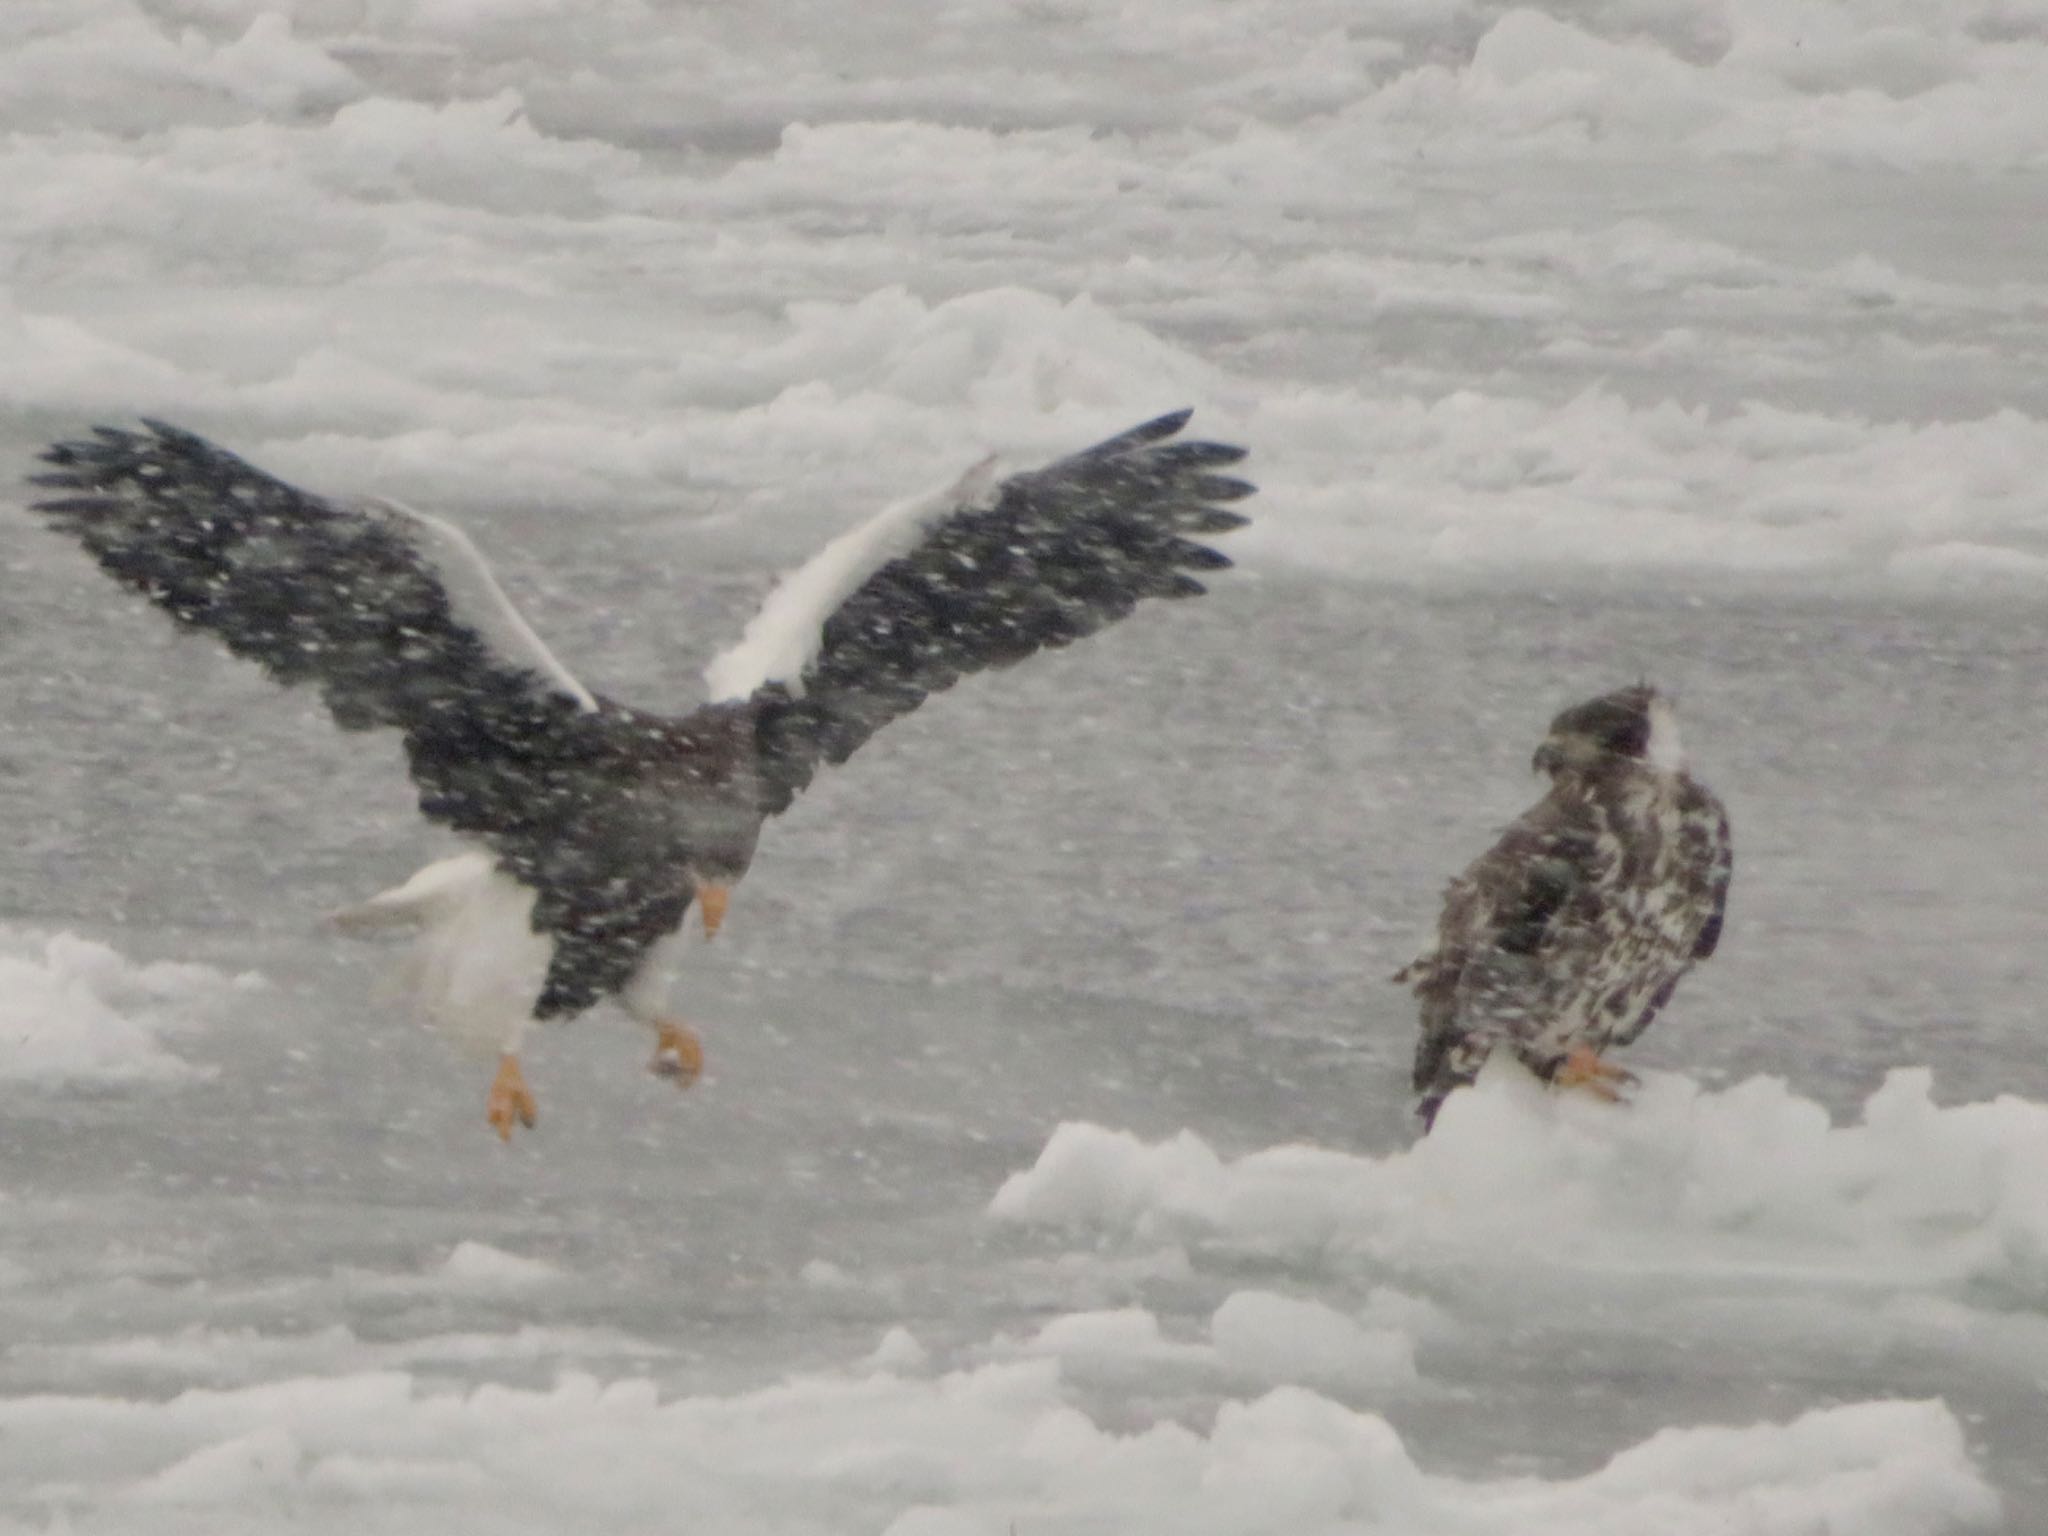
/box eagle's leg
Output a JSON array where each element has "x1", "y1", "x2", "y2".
[
  {"x1": 1551, "y1": 1043, "x2": 1637, "y2": 1102},
  {"x1": 649, "y1": 1018, "x2": 703, "y2": 1089},
  {"x1": 487, "y1": 1053, "x2": 539, "y2": 1140}
]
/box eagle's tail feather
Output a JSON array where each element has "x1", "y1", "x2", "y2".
[{"x1": 328, "y1": 851, "x2": 497, "y2": 937}]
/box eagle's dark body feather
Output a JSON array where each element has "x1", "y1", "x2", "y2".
[
  {"x1": 1400, "y1": 689, "x2": 1731, "y2": 1128},
  {"x1": 32, "y1": 413, "x2": 1250, "y2": 1023}
]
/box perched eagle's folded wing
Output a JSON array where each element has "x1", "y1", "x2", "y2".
[
  {"x1": 1488, "y1": 849, "x2": 1583, "y2": 956},
  {"x1": 1689, "y1": 790, "x2": 1734, "y2": 962},
  {"x1": 702, "y1": 409, "x2": 1253, "y2": 815},
  {"x1": 1407, "y1": 809, "x2": 1596, "y2": 1094}
]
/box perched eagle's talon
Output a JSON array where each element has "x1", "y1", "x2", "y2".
[
  {"x1": 1554, "y1": 1043, "x2": 1635, "y2": 1101},
  {"x1": 487, "y1": 1053, "x2": 538, "y2": 1139},
  {"x1": 650, "y1": 1021, "x2": 703, "y2": 1088}
]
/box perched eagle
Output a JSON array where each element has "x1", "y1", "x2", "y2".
[
  {"x1": 1396, "y1": 684, "x2": 1731, "y2": 1130},
  {"x1": 31, "y1": 412, "x2": 1252, "y2": 1137}
]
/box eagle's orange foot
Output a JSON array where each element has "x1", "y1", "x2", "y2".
[
  {"x1": 649, "y1": 1020, "x2": 703, "y2": 1089},
  {"x1": 1553, "y1": 1043, "x2": 1637, "y2": 1103},
  {"x1": 487, "y1": 1053, "x2": 538, "y2": 1140}
]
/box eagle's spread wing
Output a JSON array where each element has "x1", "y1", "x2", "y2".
[
  {"x1": 703, "y1": 409, "x2": 1253, "y2": 815},
  {"x1": 30, "y1": 422, "x2": 696, "y2": 1014},
  {"x1": 32, "y1": 421, "x2": 596, "y2": 729}
]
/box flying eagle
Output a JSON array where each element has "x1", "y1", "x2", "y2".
[
  {"x1": 31, "y1": 412, "x2": 1252, "y2": 1137},
  {"x1": 1396, "y1": 684, "x2": 1731, "y2": 1130}
]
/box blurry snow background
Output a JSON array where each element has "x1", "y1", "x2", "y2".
[{"x1": 2, "y1": 0, "x2": 2046, "y2": 1531}]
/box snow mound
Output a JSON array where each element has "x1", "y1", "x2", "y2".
[
  {"x1": 0, "y1": 9, "x2": 359, "y2": 133},
  {"x1": 670, "y1": 286, "x2": 1225, "y2": 498},
  {"x1": 434, "y1": 1242, "x2": 564, "y2": 1291},
  {"x1": 991, "y1": 1064, "x2": 2048, "y2": 1303},
  {"x1": 1209, "y1": 1290, "x2": 1418, "y2": 1395},
  {"x1": 11, "y1": 1323, "x2": 654, "y2": 1390},
  {"x1": 0, "y1": 1361, "x2": 1994, "y2": 1534},
  {"x1": 1015, "y1": 1293, "x2": 1418, "y2": 1397},
  {"x1": 1354, "y1": 7, "x2": 2048, "y2": 169},
  {"x1": 0, "y1": 930, "x2": 258, "y2": 1086},
  {"x1": 1234, "y1": 387, "x2": 2048, "y2": 589},
  {"x1": 0, "y1": 290, "x2": 225, "y2": 416},
  {"x1": 713, "y1": 120, "x2": 1135, "y2": 214},
  {"x1": 318, "y1": 91, "x2": 640, "y2": 214},
  {"x1": 861, "y1": 1327, "x2": 930, "y2": 1374}
]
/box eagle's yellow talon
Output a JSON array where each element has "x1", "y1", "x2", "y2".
[
  {"x1": 1554, "y1": 1043, "x2": 1634, "y2": 1101},
  {"x1": 650, "y1": 1020, "x2": 703, "y2": 1088},
  {"x1": 487, "y1": 1053, "x2": 538, "y2": 1139}
]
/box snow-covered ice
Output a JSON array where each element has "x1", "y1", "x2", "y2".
[
  {"x1": 4, "y1": 0, "x2": 2047, "y2": 1529},
  {"x1": 7, "y1": 3, "x2": 2048, "y2": 586},
  {"x1": 0, "y1": 928, "x2": 257, "y2": 1086},
  {"x1": 0, "y1": 1365, "x2": 2001, "y2": 1535},
  {"x1": 993, "y1": 1063, "x2": 2048, "y2": 1302}
]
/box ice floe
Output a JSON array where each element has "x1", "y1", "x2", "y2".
[
  {"x1": 992, "y1": 1062, "x2": 2048, "y2": 1303},
  {"x1": 0, "y1": 1357, "x2": 1997, "y2": 1535},
  {"x1": 0, "y1": 928, "x2": 258, "y2": 1086}
]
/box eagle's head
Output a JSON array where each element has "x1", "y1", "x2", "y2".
[
  {"x1": 664, "y1": 700, "x2": 770, "y2": 939},
  {"x1": 1532, "y1": 683, "x2": 1683, "y2": 779}
]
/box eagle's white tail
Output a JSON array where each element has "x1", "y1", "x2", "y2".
[
  {"x1": 329, "y1": 852, "x2": 498, "y2": 936},
  {"x1": 331, "y1": 851, "x2": 549, "y2": 1059}
]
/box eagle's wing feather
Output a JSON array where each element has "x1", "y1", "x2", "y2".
[
  {"x1": 351, "y1": 495, "x2": 598, "y2": 713},
  {"x1": 706, "y1": 409, "x2": 1252, "y2": 816},
  {"x1": 32, "y1": 422, "x2": 696, "y2": 1014},
  {"x1": 31, "y1": 421, "x2": 597, "y2": 730},
  {"x1": 1491, "y1": 851, "x2": 1582, "y2": 956},
  {"x1": 1611, "y1": 778, "x2": 1732, "y2": 1046},
  {"x1": 1690, "y1": 790, "x2": 1734, "y2": 961}
]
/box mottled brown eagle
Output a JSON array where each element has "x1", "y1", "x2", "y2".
[
  {"x1": 1397, "y1": 684, "x2": 1731, "y2": 1130},
  {"x1": 31, "y1": 412, "x2": 1252, "y2": 1138}
]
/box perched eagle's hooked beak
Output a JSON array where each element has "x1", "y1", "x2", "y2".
[
  {"x1": 1532, "y1": 739, "x2": 1564, "y2": 777},
  {"x1": 694, "y1": 878, "x2": 730, "y2": 940}
]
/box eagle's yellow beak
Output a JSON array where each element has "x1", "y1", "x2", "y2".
[{"x1": 695, "y1": 880, "x2": 730, "y2": 940}]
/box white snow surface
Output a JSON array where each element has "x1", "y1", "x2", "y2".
[
  {"x1": 435, "y1": 1240, "x2": 564, "y2": 1292},
  {"x1": 0, "y1": 928, "x2": 256, "y2": 1085},
  {"x1": 1005, "y1": 1289, "x2": 1419, "y2": 1396}
]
